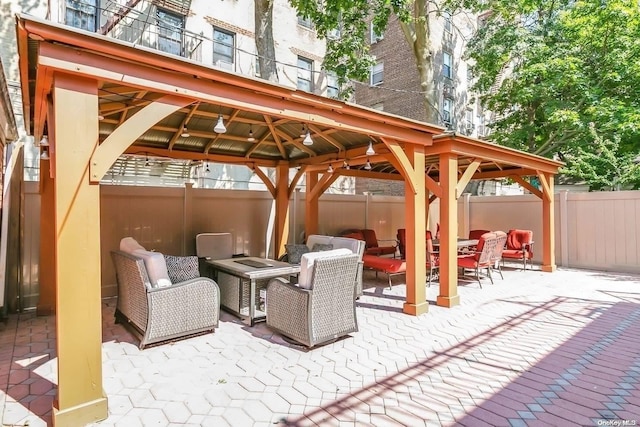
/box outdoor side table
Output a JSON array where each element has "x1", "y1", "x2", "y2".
[{"x1": 206, "y1": 257, "x2": 300, "y2": 326}]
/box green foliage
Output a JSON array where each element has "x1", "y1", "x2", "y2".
[
  {"x1": 561, "y1": 124, "x2": 640, "y2": 191},
  {"x1": 460, "y1": 0, "x2": 640, "y2": 189}
]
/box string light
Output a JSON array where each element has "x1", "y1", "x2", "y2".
[
  {"x1": 303, "y1": 130, "x2": 313, "y2": 146},
  {"x1": 366, "y1": 140, "x2": 376, "y2": 156},
  {"x1": 214, "y1": 114, "x2": 227, "y2": 133}
]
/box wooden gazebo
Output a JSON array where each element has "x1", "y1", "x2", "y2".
[{"x1": 16, "y1": 14, "x2": 562, "y2": 425}]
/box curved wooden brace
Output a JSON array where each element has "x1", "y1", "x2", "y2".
[
  {"x1": 511, "y1": 175, "x2": 543, "y2": 199},
  {"x1": 536, "y1": 171, "x2": 553, "y2": 202},
  {"x1": 252, "y1": 165, "x2": 276, "y2": 198},
  {"x1": 383, "y1": 139, "x2": 418, "y2": 195},
  {"x1": 308, "y1": 172, "x2": 338, "y2": 201},
  {"x1": 455, "y1": 158, "x2": 481, "y2": 199},
  {"x1": 90, "y1": 94, "x2": 192, "y2": 182}
]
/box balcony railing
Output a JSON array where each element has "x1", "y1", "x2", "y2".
[{"x1": 64, "y1": 0, "x2": 203, "y2": 61}]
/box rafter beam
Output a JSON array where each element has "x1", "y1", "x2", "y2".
[{"x1": 168, "y1": 102, "x2": 199, "y2": 150}]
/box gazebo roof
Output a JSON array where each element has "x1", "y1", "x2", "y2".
[{"x1": 16, "y1": 14, "x2": 562, "y2": 181}]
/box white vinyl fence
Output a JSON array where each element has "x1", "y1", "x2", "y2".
[{"x1": 20, "y1": 184, "x2": 640, "y2": 307}]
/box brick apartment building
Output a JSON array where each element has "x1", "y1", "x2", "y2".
[{"x1": 353, "y1": 12, "x2": 484, "y2": 196}]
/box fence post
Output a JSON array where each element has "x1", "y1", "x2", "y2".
[{"x1": 559, "y1": 190, "x2": 569, "y2": 267}]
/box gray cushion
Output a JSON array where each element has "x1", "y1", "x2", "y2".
[
  {"x1": 311, "y1": 243, "x2": 334, "y2": 252},
  {"x1": 285, "y1": 244, "x2": 310, "y2": 265},
  {"x1": 164, "y1": 255, "x2": 200, "y2": 283}
]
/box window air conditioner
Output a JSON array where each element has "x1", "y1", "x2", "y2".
[{"x1": 215, "y1": 60, "x2": 234, "y2": 71}]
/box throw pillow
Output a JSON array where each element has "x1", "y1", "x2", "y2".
[
  {"x1": 132, "y1": 249, "x2": 172, "y2": 288},
  {"x1": 120, "y1": 237, "x2": 146, "y2": 254},
  {"x1": 164, "y1": 255, "x2": 200, "y2": 283},
  {"x1": 311, "y1": 243, "x2": 334, "y2": 252},
  {"x1": 285, "y1": 244, "x2": 310, "y2": 265}
]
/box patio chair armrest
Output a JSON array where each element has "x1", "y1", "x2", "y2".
[
  {"x1": 377, "y1": 238, "x2": 398, "y2": 247},
  {"x1": 266, "y1": 278, "x2": 312, "y2": 343},
  {"x1": 146, "y1": 278, "x2": 220, "y2": 341}
]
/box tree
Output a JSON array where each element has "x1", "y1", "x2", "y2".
[
  {"x1": 561, "y1": 124, "x2": 640, "y2": 191},
  {"x1": 289, "y1": 0, "x2": 451, "y2": 123},
  {"x1": 255, "y1": 0, "x2": 279, "y2": 82},
  {"x1": 459, "y1": 0, "x2": 640, "y2": 188}
]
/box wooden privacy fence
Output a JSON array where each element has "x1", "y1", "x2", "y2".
[{"x1": 21, "y1": 184, "x2": 640, "y2": 305}]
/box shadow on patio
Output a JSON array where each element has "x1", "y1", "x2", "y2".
[{"x1": 1, "y1": 268, "x2": 639, "y2": 426}]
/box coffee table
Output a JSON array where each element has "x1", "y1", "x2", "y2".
[{"x1": 206, "y1": 257, "x2": 300, "y2": 326}]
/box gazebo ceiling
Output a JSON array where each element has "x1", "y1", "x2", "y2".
[{"x1": 17, "y1": 14, "x2": 562, "y2": 181}]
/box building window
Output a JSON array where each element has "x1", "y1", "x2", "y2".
[
  {"x1": 443, "y1": 51, "x2": 452, "y2": 79},
  {"x1": 156, "y1": 8, "x2": 184, "y2": 56},
  {"x1": 297, "y1": 57, "x2": 313, "y2": 92},
  {"x1": 328, "y1": 27, "x2": 341, "y2": 39},
  {"x1": 298, "y1": 15, "x2": 313, "y2": 29},
  {"x1": 464, "y1": 109, "x2": 474, "y2": 134},
  {"x1": 326, "y1": 72, "x2": 339, "y2": 98},
  {"x1": 370, "y1": 22, "x2": 384, "y2": 43},
  {"x1": 65, "y1": 0, "x2": 98, "y2": 32},
  {"x1": 477, "y1": 114, "x2": 485, "y2": 136},
  {"x1": 370, "y1": 62, "x2": 384, "y2": 86},
  {"x1": 442, "y1": 98, "x2": 453, "y2": 126},
  {"x1": 213, "y1": 28, "x2": 235, "y2": 67},
  {"x1": 443, "y1": 11, "x2": 452, "y2": 33}
]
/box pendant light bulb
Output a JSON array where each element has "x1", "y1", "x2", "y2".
[
  {"x1": 303, "y1": 130, "x2": 313, "y2": 146},
  {"x1": 364, "y1": 159, "x2": 372, "y2": 170},
  {"x1": 248, "y1": 125, "x2": 255, "y2": 142},
  {"x1": 40, "y1": 135, "x2": 49, "y2": 146},
  {"x1": 181, "y1": 126, "x2": 190, "y2": 138},
  {"x1": 300, "y1": 124, "x2": 307, "y2": 138},
  {"x1": 327, "y1": 164, "x2": 334, "y2": 173},
  {"x1": 366, "y1": 140, "x2": 376, "y2": 156},
  {"x1": 40, "y1": 148, "x2": 49, "y2": 160},
  {"x1": 344, "y1": 160, "x2": 350, "y2": 170},
  {"x1": 214, "y1": 114, "x2": 227, "y2": 133}
]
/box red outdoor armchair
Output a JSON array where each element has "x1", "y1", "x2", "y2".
[
  {"x1": 361, "y1": 229, "x2": 397, "y2": 257},
  {"x1": 501, "y1": 229, "x2": 534, "y2": 270},
  {"x1": 396, "y1": 228, "x2": 433, "y2": 260}
]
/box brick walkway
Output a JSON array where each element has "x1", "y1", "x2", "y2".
[{"x1": 1, "y1": 266, "x2": 639, "y2": 426}]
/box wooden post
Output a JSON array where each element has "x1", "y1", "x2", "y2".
[
  {"x1": 274, "y1": 163, "x2": 290, "y2": 258},
  {"x1": 36, "y1": 157, "x2": 56, "y2": 316},
  {"x1": 402, "y1": 144, "x2": 428, "y2": 316},
  {"x1": 436, "y1": 153, "x2": 460, "y2": 308},
  {"x1": 304, "y1": 171, "x2": 319, "y2": 240},
  {"x1": 540, "y1": 172, "x2": 556, "y2": 272},
  {"x1": 51, "y1": 74, "x2": 108, "y2": 426}
]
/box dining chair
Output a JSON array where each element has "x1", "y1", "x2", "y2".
[{"x1": 457, "y1": 232, "x2": 498, "y2": 288}]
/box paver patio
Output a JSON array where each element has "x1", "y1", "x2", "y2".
[{"x1": 1, "y1": 266, "x2": 639, "y2": 426}]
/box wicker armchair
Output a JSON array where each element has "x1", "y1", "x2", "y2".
[
  {"x1": 266, "y1": 253, "x2": 359, "y2": 348},
  {"x1": 111, "y1": 250, "x2": 220, "y2": 349}
]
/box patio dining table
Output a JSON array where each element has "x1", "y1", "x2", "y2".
[{"x1": 432, "y1": 238, "x2": 479, "y2": 250}]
